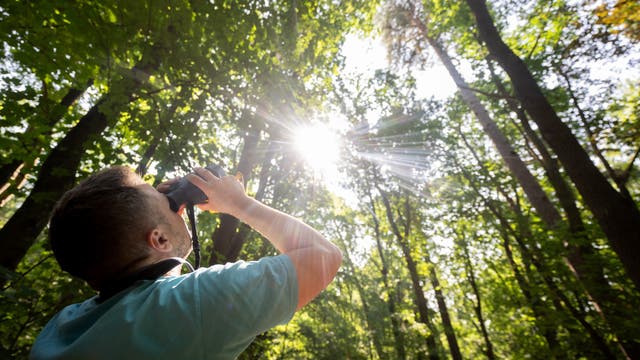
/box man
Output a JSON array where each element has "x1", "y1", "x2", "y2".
[{"x1": 30, "y1": 166, "x2": 342, "y2": 359}]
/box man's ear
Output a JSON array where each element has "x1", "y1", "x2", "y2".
[{"x1": 147, "y1": 228, "x2": 173, "y2": 253}]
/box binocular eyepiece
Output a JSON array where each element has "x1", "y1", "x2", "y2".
[{"x1": 163, "y1": 164, "x2": 226, "y2": 212}]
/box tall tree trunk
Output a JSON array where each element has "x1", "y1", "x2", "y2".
[
  {"x1": 0, "y1": 54, "x2": 159, "y2": 277},
  {"x1": 426, "y1": 252, "x2": 462, "y2": 360},
  {"x1": 409, "y1": 14, "x2": 562, "y2": 228},
  {"x1": 339, "y1": 236, "x2": 386, "y2": 360},
  {"x1": 365, "y1": 183, "x2": 406, "y2": 360},
  {"x1": 466, "y1": 0, "x2": 640, "y2": 290},
  {"x1": 485, "y1": 58, "x2": 584, "y2": 235},
  {"x1": 458, "y1": 235, "x2": 496, "y2": 360},
  {"x1": 376, "y1": 184, "x2": 441, "y2": 360}
]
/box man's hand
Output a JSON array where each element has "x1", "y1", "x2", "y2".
[{"x1": 186, "y1": 167, "x2": 251, "y2": 216}]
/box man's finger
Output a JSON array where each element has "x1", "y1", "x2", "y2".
[
  {"x1": 186, "y1": 173, "x2": 209, "y2": 191},
  {"x1": 194, "y1": 167, "x2": 220, "y2": 181}
]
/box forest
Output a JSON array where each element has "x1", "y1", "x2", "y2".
[{"x1": 1, "y1": 0, "x2": 639, "y2": 358}]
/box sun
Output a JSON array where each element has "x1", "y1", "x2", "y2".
[{"x1": 293, "y1": 123, "x2": 341, "y2": 177}]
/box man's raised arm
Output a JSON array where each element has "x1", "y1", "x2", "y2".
[{"x1": 187, "y1": 168, "x2": 342, "y2": 310}]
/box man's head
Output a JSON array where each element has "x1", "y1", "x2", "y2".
[{"x1": 49, "y1": 166, "x2": 191, "y2": 291}]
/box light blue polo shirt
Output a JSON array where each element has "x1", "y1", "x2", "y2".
[{"x1": 30, "y1": 255, "x2": 298, "y2": 360}]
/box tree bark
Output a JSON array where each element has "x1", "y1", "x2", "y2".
[
  {"x1": 376, "y1": 184, "x2": 441, "y2": 360},
  {"x1": 466, "y1": 0, "x2": 640, "y2": 290},
  {"x1": 0, "y1": 56, "x2": 159, "y2": 277}
]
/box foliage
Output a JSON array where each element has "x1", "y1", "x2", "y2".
[
  {"x1": 2, "y1": 0, "x2": 640, "y2": 359},
  {"x1": 595, "y1": 0, "x2": 640, "y2": 41}
]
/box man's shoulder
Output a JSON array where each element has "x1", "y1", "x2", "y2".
[{"x1": 186, "y1": 254, "x2": 295, "y2": 283}]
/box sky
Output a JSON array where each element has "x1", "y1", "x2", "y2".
[{"x1": 341, "y1": 34, "x2": 458, "y2": 100}]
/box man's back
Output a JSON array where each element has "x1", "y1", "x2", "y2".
[{"x1": 31, "y1": 255, "x2": 298, "y2": 360}]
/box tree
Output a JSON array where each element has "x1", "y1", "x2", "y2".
[
  {"x1": 595, "y1": 0, "x2": 640, "y2": 42},
  {"x1": 0, "y1": 53, "x2": 160, "y2": 274},
  {"x1": 454, "y1": 231, "x2": 495, "y2": 360},
  {"x1": 465, "y1": 0, "x2": 640, "y2": 292}
]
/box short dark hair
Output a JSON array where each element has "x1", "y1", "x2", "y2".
[{"x1": 49, "y1": 166, "x2": 159, "y2": 290}]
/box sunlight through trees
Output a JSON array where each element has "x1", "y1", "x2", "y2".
[{"x1": 1, "y1": 0, "x2": 639, "y2": 358}]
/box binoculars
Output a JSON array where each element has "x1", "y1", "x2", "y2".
[{"x1": 164, "y1": 164, "x2": 226, "y2": 212}]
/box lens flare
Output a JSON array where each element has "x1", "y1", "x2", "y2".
[{"x1": 293, "y1": 123, "x2": 341, "y2": 178}]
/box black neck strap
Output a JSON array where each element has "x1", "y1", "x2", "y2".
[
  {"x1": 97, "y1": 257, "x2": 193, "y2": 303},
  {"x1": 186, "y1": 203, "x2": 201, "y2": 269}
]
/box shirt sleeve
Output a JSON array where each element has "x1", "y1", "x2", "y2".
[{"x1": 194, "y1": 254, "x2": 298, "y2": 356}]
